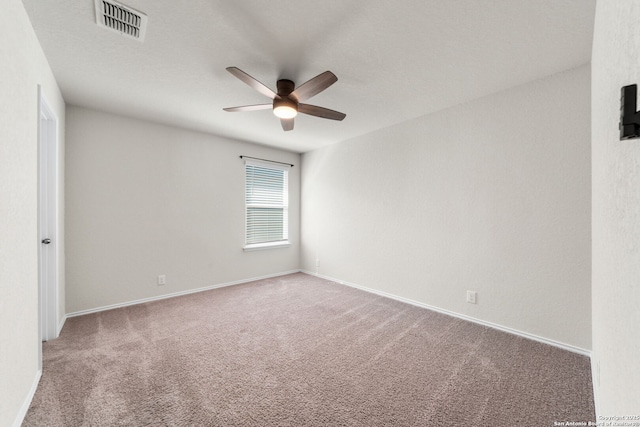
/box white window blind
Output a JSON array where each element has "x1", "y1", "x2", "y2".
[{"x1": 245, "y1": 160, "x2": 289, "y2": 247}]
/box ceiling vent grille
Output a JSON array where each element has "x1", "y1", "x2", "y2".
[{"x1": 94, "y1": 0, "x2": 147, "y2": 41}]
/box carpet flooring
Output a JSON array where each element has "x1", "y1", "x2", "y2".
[{"x1": 24, "y1": 273, "x2": 595, "y2": 426}]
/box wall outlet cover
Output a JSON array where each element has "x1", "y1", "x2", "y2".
[{"x1": 466, "y1": 290, "x2": 477, "y2": 304}]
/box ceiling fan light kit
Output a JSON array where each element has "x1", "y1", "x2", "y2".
[
  {"x1": 273, "y1": 104, "x2": 298, "y2": 119},
  {"x1": 223, "y1": 66, "x2": 346, "y2": 131},
  {"x1": 273, "y1": 84, "x2": 298, "y2": 119}
]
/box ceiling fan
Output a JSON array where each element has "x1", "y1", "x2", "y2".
[{"x1": 223, "y1": 67, "x2": 346, "y2": 131}]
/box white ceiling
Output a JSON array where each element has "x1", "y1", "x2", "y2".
[{"x1": 23, "y1": 0, "x2": 596, "y2": 153}]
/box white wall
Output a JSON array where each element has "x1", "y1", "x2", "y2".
[
  {"x1": 0, "y1": 1, "x2": 65, "y2": 426},
  {"x1": 65, "y1": 106, "x2": 300, "y2": 313},
  {"x1": 302, "y1": 65, "x2": 591, "y2": 351},
  {"x1": 591, "y1": 0, "x2": 640, "y2": 415}
]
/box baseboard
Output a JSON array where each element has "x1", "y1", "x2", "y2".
[
  {"x1": 302, "y1": 270, "x2": 591, "y2": 357},
  {"x1": 57, "y1": 315, "x2": 66, "y2": 336},
  {"x1": 66, "y1": 270, "x2": 301, "y2": 318},
  {"x1": 13, "y1": 369, "x2": 41, "y2": 427},
  {"x1": 591, "y1": 355, "x2": 600, "y2": 417}
]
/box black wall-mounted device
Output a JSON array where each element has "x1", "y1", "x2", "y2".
[{"x1": 620, "y1": 84, "x2": 640, "y2": 140}]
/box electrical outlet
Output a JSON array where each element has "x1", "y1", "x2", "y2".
[
  {"x1": 466, "y1": 290, "x2": 477, "y2": 304},
  {"x1": 158, "y1": 275, "x2": 166, "y2": 286},
  {"x1": 315, "y1": 258, "x2": 320, "y2": 268}
]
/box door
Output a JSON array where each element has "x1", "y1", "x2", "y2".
[{"x1": 38, "y1": 88, "x2": 59, "y2": 350}]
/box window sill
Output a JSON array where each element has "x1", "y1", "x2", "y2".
[{"x1": 243, "y1": 241, "x2": 291, "y2": 252}]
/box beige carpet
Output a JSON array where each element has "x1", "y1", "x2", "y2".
[{"x1": 24, "y1": 273, "x2": 595, "y2": 426}]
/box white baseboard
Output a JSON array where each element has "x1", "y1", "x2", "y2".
[
  {"x1": 57, "y1": 315, "x2": 66, "y2": 336},
  {"x1": 13, "y1": 369, "x2": 41, "y2": 427},
  {"x1": 66, "y1": 270, "x2": 301, "y2": 318},
  {"x1": 591, "y1": 356, "x2": 600, "y2": 417},
  {"x1": 302, "y1": 270, "x2": 591, "y2": 357}
]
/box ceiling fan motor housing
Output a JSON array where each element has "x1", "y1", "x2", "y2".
[
  {"x1": 273, "y1": 96, "x2": 298, "y2": 110},
  {"x1": 276, "y1": 79, "x2": 296, "y2": 97}
]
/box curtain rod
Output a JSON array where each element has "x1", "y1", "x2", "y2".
[{"x1": 239, "y1": 155, "x2": 294, "y2": 167}]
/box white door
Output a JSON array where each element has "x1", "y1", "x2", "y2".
[{"x1": 38, "y1": 89, "x2": 59, "y2": 349}]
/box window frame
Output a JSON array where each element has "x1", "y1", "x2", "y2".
[{"x1": 243, "y1": 159, "x2": 291, "y2": 251}]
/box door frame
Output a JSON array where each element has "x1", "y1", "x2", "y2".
[{"x1": 38, "y1": 87, "x2": 59, "y2": 354}]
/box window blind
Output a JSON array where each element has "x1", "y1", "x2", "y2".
[{"x1": 245, "y1": 161, "x2": 289, "y2": 245}]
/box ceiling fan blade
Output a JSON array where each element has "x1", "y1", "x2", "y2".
[
  {"x1": 281, "y1": 118, "x2": 294, "y2": 131},
  {"x1": 226, "y1": 67, "x2": 276, "y2": 99},
  {"x1": 223, "y1": 104, "x2": 272, "y2": 112},
  {"x1": 298, "y1": 103, "x2": 346, "y2": 121},
  {"x1": 291, "y1": 71, "x2": 337, "y2": 102}
]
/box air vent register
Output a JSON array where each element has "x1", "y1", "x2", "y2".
[{"x1": 94, "y1": 0, "x2": 147, "y2": 41}]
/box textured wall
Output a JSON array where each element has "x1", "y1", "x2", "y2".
[
  {"x1": 0, "y1": 2, "x2": 65, "y2": 426},
  {"x1": 65, "y1": 106, "x2": 300, "y2": 313},
  {"x1": 591, "y1": 0, "x2": 640, "y2": 415},
  {"x1": 301, "y1": 65, "x2": 591, "y2": 351}
]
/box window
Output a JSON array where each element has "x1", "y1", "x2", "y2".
[{"x1": 244, "y1": 160, "x2": 290, "y2": 250}]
